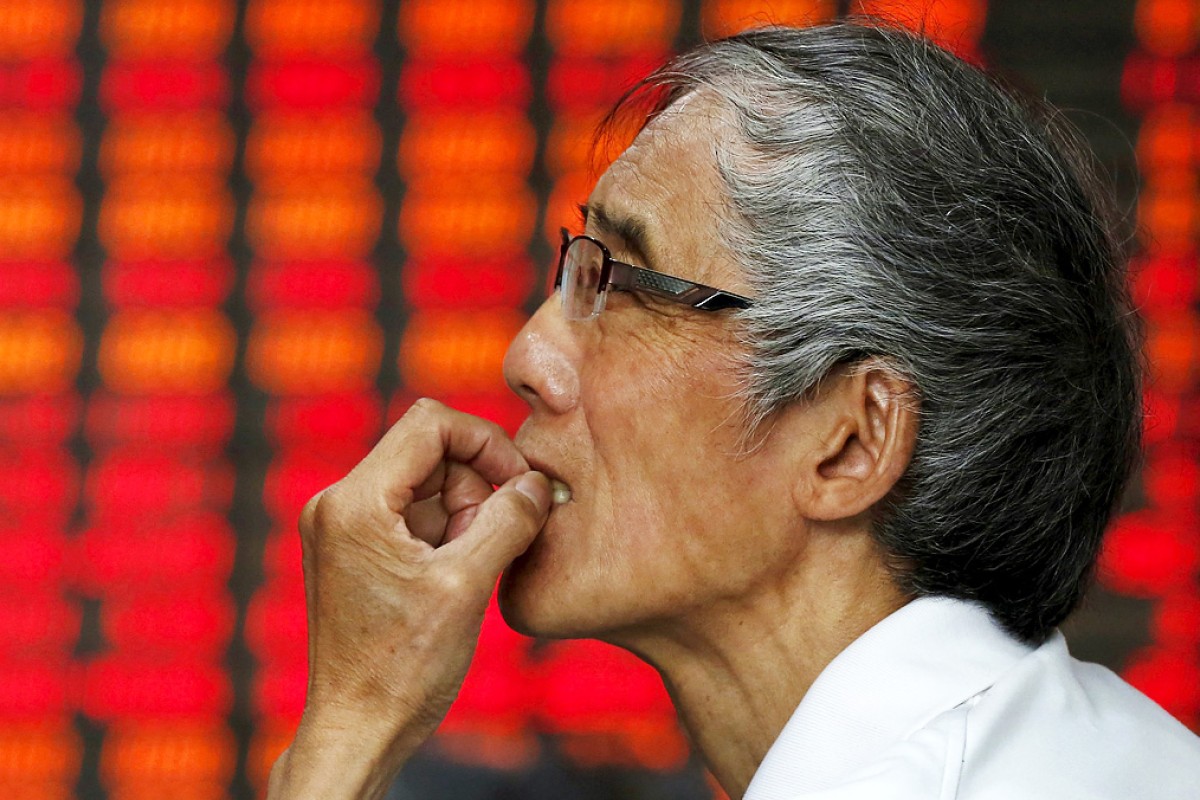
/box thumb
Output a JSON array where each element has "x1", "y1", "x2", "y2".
[{"x1": 441, "y1": 471, "x2": 551, "y2": 583}]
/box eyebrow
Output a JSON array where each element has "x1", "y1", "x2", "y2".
[{"x1": 578, "y1": 201, "x2": 658, "y2": 270}]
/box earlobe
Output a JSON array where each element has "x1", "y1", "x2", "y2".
[{"x1": 796, "y1": 364, "x2": 919, "y2": 522}]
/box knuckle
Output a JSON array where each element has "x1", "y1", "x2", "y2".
[
  {"x1": 431, "y1": 567, "x2": 472, "y2": 599},
  {"x1": 299, "y1": 483, "x2": 344, "y2": 537},
  {"x1": 407, "y1": 397, "x2": 445, "y2": 419}
]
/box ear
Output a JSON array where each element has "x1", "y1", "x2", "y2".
[{"x1": 790, "y1": 363, "x2": 919, "y2": 523}]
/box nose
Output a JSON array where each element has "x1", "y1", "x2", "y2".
[{"x1": 503, "y1": 297, "x2": 581, "y2": 416}]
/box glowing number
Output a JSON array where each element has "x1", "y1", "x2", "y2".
[
  {"x1": 547, "y1": 0, "x2": 681, "y2": 55},
  {"x1": 702, "y1": 0, "x2": 836, "y2": 37},
  {"x1": 848, "y1": 0, "x2": 988, "y2": 50},
  {"x1": 399, "y1": 111, "x2": 535, "y2": 177},
  {"x1": 246, "y1": 178, "x2": 382, "y2": 260},
  {"x1": 0, "y1": 0, "x2": 82, "y2": 59},
  {"x1": 399, "y1": 0, "x2": 532, "y2": 55},
  {"x1": 99, "y1": 178, "x2": 233, "y2": 259},
  {"x1": 1138, "y1": 179, "x2": 1200, "y2": 251},
  {"x1": 246, "y1": 310, "x2": 383, "y2": 395},
  {"x1": 399, "y1": 181, "x2": 536, "y2": 256},
  {"x1": 1135, "y1": 0, "x2": 1200, "y2": 57},
  {"x1": 0, "y1": 178, "x2": 81, "y2": 259},
  {"x1": 244, "y1": 113, "x2": 381, "y2": 179},
  {"x1": 398, "y1": 309, "x2": 525, "y2": 394},
  {"x1": 0, "y1": 112, "x2": 80, "y2": 174},
  {"x1": 0, "y1": 723, "x2": 80, "y2": 784},
  {"x1": 1145, "y1": 313, "x2": 1199, "y2": 393},
  {"x1": 100, "y1": 112, "x2": 234, "y2": 175},
  {"x1": 101, "y1": 0, "x2": 235, "y2": 59},
  {"x1": 0, "y1": 310, "x2": 81, "y2": 394},
  {"x1": 246, "y1": 0, "x2": 379, "y2": 56},
  {"x1": 98, "y1": 309, "x2": 236, "y2": 395}
]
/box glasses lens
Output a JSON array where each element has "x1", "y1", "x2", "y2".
[{"x1": 561, "y1": 237, "x2": 606, "y2": 319}]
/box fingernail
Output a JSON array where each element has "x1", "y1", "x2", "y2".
[{"x1": 515, "y1": 471, "x2": 550, "y2": 508}]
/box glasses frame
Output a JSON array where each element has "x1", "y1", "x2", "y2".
[{"x1": 553, "y1": 228, "x2": 754, "y2": 318}]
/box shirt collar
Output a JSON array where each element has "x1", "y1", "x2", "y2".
[{"x1": 744, "y1": 596, "x2": 1033, "y2": 800}]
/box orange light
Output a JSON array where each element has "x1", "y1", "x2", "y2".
[
  {"x1": 399, "y1": 179, "x2": 536, "y2": 256},
  {"x1": 398, "y1": 111, "x2": 535, "y2": 177},
  {"x1": 244, "y1": 113, "x2": 380, "y2": 179},
  {"x1": 0, "y1": 0, "x2": 82, "y2": 60},
  {"x1": 398, "y1": 309, "x2": 525, "y2": 394},
  {"x1": 0, "y1": 310, "x2": 81, "y2": 394},
  {"x1": 101, "y1": 722, "x2": 235, "y2": 787},
  {"x1": 1135, "y1": 0, "x2": 1200, "y2": 57},
  {"x1": 101, "y1": 0, "x2": 235, "y2": 59},
  {"x1": 702, "y1": 0, "x2": 836, "y2": 36},
  {"x1": 546, "y1": 113, "x2": 605, "y2": 177},
  {"x1": 398, "y1": 0, "x2": 532, "y2": 56},
  {"x1": 99, "y1": 177, "x2": 233, "y2": 260},
  {"x1": 0, "y1": 178, "x2": 81, "y2": 260},
  {"x1": 1138, "y1": 181, "x2": 1199, "y2": 252},
  {"x1": 0, "y1": 722, "x2": 79, "y2": 788},
  {"x1": 546, "y1": 0, "x2": 681, "y2": 56},
  {"x1": 247, "y1": 723, "x2": 296, "y2": 793},
  {"x1": 544, "y1": 170, "x2": 596, "y2": 242},
  {"x1": 1146, "y1": 312, "x2": 1199, "y2": 393},
  {"x1": 98, "y1": 309, "x2": 236, "y2": 395},
  {"x1": 1137, "y1": 104, "x2": 1197, "y2": 171},
  {"x1": 848, "y1": 0, "x2": 988, "y2": 51},
  {"x1": 0, "y1": 113, "x2": 80, "y2": 174},
  {"x1": 245, "y1": 0, "x2": 379, "y2": 56},
  {"x1": 246, "y1": 310, "x2": 383, "y2": 395},
  {"x1": 100, "y1": 112, "x2": 235, "y2": 176},
  {"x1": 246, "y1": 178, "x2": 382, "y2": 260}
]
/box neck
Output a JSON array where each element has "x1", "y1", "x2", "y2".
[{"x1": 610, "y1": 540, "x2": 908, "y2": 799}]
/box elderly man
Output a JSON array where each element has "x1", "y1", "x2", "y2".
[{"x1": 268, "y1": 22, "x2": 1200, "y2": 800}]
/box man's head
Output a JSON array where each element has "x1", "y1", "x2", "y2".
[{"x1": 500, "y1": 22, "x2": 1141, "y2": 646}]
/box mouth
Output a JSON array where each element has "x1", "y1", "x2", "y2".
[{"x1": 521, "y1": 454, "x2": 573, "y2": 505}]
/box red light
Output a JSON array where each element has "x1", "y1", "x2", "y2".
[
  {"x1": 1151, "y1": 592, "x2": 1200, "y2": 647},
  {"x1": 1123, "y1": 646, "x2": 1200, "y2": 725},
  {"x1": 1132, "y1": 252, "x2": 1197, "y2": 314},
  {"x1": 0, "y1": 592, "x2": 79, "y2": 656},
  {"x1": 402, "y1": 258, "x2": 535, "y2": 309},
  {"x1": 74, "y1": 513, "x2": 235, "y2": 596},
  {"x1": 84, "y1": 451, "x2": 233, "y2": 519},
  {"x1": 245, "y1": 580, "x2": 306, "y2": 663},
  {"x1": 0, "y1": 395, "x2": 80, "y2": 445},
  {"x1": 252, "y1": 661, "x2": 306, "y2": 721},
  {"x1": 389, "y1": 391, "x2": 528, "y2": 437},
  {"x1": 0, "y1": 450, "x2": 78, "y2": 528},
  {"x1": 101, "y1": 61, "x2": 228, "y2": 111},
  {"x1": 266, "y1": 393, "x2": 382, "y2": 450},
  {"x1": 82, "y1": 656, "x2": 232, "y2": 719},
  {"x1": 546, "y1": 56, "x2": 666, "y2": 111},
  {"x1": 0, "y1": 60, "x2": 82, "y2": 110},
  {"x1": 102, "y1": 590, "x2": 235, "y2": 658},
  {"x1": 0, "y1": 262, "x2": 78, "y2": 309},
  {"x1": 1100, "y1": 511, "x2": 1200, "y2": 597},
  {"x1": 246, "y1": 59, "x2": 380, "y2": 110},
  {"x1": 247, "y1": 261, "x2": 378, "y2": 310},
  {"x1": 262, "y1": 453, "x2": 355, "y2": 526},
  {"x1": 0, "y1": 661, "x2": 72, "y2": 717},
  {"x1": 1143, "y1": 443, "x2": 1200, "y2": 508},
  {"x1": 261, "y1": 528, "x2": 303, "y2": 584},
  {"x1": 103, "y1": 259, "x2": 235, "y2": 308},
  {"x1": 85, "y1": 393, "x2": 235, "y2": 453},
  {"x1": 400, "y1": 59, "x2": 530, "y2": 108},
  {"x1": 0, "y1": 528, "x2": 68, "y2": 588}
]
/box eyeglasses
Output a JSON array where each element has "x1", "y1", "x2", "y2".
[{"x1": 553, "y1": 228, "x2": 754, "y2": 320}]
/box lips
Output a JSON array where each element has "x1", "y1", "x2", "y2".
[{"x1": 521, "y1": 453, "x2": 572, "y2": 505}]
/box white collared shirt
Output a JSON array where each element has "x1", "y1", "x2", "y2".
[{"x1": 745, "y1": 597, "x2": 1200, "y2": 800}]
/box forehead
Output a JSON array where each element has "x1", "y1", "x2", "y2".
[{"x1": 589, "y1": 94, "x2": 741, "y2": 286}]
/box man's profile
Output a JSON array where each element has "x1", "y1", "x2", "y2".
[{"x1": 266, "y1": 22, "x2": 1200, "y2": 800}]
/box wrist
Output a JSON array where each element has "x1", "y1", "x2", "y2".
[{"x1": 268, "y1": 710, "x2": 425, "y2": 800}]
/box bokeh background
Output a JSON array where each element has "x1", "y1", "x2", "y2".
[{"x1": 0, "y1": 0, "x2": 1197, "y2": 798}]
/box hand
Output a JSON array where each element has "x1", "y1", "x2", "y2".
[{"x1": 268, "y1": 398, "x2": 551, "y2": 800}]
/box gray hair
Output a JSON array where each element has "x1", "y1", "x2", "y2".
[{"x1": 608, "y1": 23, "x2": 1143, "y2": 643}]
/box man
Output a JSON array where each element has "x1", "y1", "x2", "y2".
[{"x1": 268, "y1": 22, "x2": 1200, "y2": 800}]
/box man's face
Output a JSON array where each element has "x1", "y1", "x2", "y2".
[{"x1": 499, "y1": 97, "x2": 805, "y2": 641}]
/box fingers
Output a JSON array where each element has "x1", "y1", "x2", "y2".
[
  {"x1": 405, "y1": 463, "x2": 495, "y2": 546},
  {"x1": 362, "y1": 399, "x2": 529, "y2": 514},
  {"x1": 441, "y1": 471, "x2": 551, "y2": 585}
]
